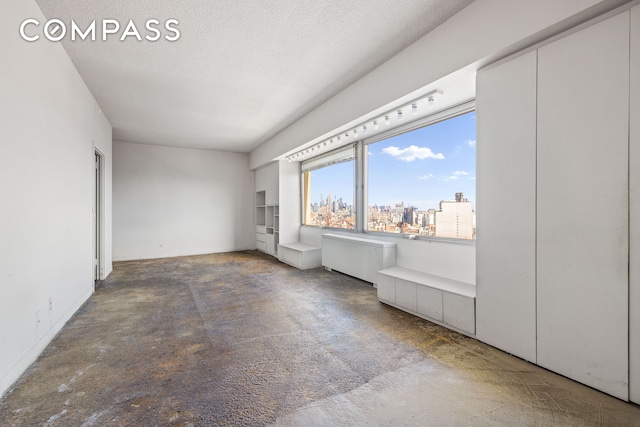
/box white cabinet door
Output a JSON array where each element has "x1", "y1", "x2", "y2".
[
  {"x1": 476, "y1": 50, "x2": 538, "y2": 363},
  {"x1": 537, "y1": 12, "x2": 629, "y2": 400},
  {"x1": 416, "y1": 286, "x2": 443, "y2": 322},
  {"x1": 443, "y1": 293, "x2": 475, "y2": 335},
  {"x1": 376, "y1": 274, "x2": 396, "y2": 304},
  {"x1": 395, "y1": 279, "x2": 416, "y2": 312},
  {"x1": 266, "y1": 235, "x2": 275, "y2": 255},
  {"x1": 280, "y1": 246, "x2": 302, "y2": 269}
]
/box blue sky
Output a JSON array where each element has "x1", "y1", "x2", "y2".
[{"x1": 309, "y1": 111, "x2": 476, "y2": 212}]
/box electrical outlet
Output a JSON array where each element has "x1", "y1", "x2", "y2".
[
  {"x1": 49, "y1": 298, "x2": 53, "y2": 312},
  {"x1": 36, "y1": 310, "x2": 41, "y2": 329}
]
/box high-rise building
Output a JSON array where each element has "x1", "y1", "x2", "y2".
[
  {"x1": 404, "y1": 206, "x2": 417, "y2": 226},
  {"x1": 435, "y1": 193, "x2": 474, "y2": 239},
  {"x1": 427, "y1": 209, "x2": 436, "y2": 235}
]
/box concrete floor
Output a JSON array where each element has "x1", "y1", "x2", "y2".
[{"x1": 1, "y1": 252, "x2": 639, "y2": 426}]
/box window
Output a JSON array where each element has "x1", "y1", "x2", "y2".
[
  {"x1": 302, "y1": 146, "x2": 356, "y2": 229},
  {"x1": 299, "y1": 103, "x2": 476, "y2": 241},
  {"x1": 366, "y1": 109, "x2": 476, "y2": 239}
]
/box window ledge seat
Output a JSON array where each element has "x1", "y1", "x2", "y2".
[
  {"x1": 377, "y1": 267, "x2": 476, "y2": 336},
  {"x1": 277, "y1": 242, "x2": 322, "y2": 270}
]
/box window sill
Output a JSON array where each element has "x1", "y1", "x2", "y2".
[{"x1": 301, "y1": 225, "x2": 475, "y2": 245}]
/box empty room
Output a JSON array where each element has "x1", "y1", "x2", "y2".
[{"x1": 2, "y1": 0, "x2": 640, "y2": 425}]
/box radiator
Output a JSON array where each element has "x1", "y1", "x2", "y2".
[{"x1": 321, "y1": 233, "x2": 396, "y2": 283}]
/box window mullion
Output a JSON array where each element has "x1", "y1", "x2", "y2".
[{"x1": 355, "y1": 140, "x2": 365, "y2": 233}]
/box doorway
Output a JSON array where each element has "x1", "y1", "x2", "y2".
[{"x1": 93, "y1": 149, "x2": 103, "y2": 285}]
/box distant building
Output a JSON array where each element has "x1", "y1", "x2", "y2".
[
  {"x1": 427, "y1": 209, "x2": 436, "y2": 235},
  {"x1": 404, "y1": 206, "x2": 417, "y2": 226},
  {"x1": 435, "y1": 193, "x2": 474, "y2": 239}
]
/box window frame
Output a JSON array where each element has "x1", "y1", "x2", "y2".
[
  {"x1": 300, "y1": 144, "x2": 358, "y2": 231},
  {"x1": 299, "y1": 99, "x2": 476, "y2": 244},
  {"x1": 362, "y1": 100, "x2": 476, "y2": 243}
]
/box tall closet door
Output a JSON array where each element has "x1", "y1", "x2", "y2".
[
  {"x1": 537, "y1": 12, "x2": 629, "y2": 400},
  {"x1": 630, "y1": 3, "x2": 640, "y2": 405},
  {"x1": 476, "y1": 50, "x2": 537, "y2": 363}
]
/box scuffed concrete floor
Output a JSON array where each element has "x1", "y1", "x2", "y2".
[{"x1": 1, "y1": 252, "x2": 639, "y2": 426}]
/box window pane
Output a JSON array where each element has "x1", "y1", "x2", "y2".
[
  {"x1": 366, "y1": 111, "x2": 476, "y2": 239},
  {"x1": 303, "y1": 160, "x2": 355, "y2": 229}
]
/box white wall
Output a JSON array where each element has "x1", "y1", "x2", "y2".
[
  {"x1": 0, "y1": 0, "x2": 113, "y2": 397},
  {"x1": 113, "y1": 142, "x2": 254, "y2": 260}
]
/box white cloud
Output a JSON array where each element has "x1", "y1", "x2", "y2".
[
  {"x1": 449, "y1": 176, "x2": 459, "y2": 180},
  {"x1": 453, "y1": 170, "x2": 469, "y2": 176},
  {"x1": 382, "y1": 145, "x2": 445, "y2": 162},
  {"x1": 469, "y1": 176, "x2": 476, "y2": 181},
  {"x1": 467, "y1": 140, "x2": 476, "y2": 147},
  {"x1": 418, "y1": 173, "x2": 434, "y2": 180}
]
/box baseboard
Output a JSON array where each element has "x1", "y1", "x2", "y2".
[{"x1": 0, "y1": 287, "x2": 93, "y2": 398}]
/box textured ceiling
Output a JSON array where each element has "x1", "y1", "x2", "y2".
[{"x1": 35, "y1": 0, "x2": 475, "y2": 152}]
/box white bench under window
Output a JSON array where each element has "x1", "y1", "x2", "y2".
[
  {"x1": 377, "y1": 267, "x2": 476, "y2": 336},
  {"x1": 277, "y1": 242, "x2": 322, "y2": 270}
]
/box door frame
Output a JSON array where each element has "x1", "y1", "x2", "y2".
[{"x1": 93, "y1": 148, "x2": 104, "y2": 286}]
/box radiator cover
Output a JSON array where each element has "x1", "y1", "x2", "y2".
[{"x1": 321, "y1": 233, "x2": 396, "y2": 283}]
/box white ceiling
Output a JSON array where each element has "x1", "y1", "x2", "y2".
[{"x1": 35, "y1": 0, "x2": 476, "y2": 153}]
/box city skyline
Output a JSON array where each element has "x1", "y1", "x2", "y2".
[{"x1": 307, "y1": 190, "x2": 475, "y2": 239}]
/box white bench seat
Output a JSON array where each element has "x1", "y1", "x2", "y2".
[
  {"x1": 278, "y1": 242, "x2": 322, "y2": 270},
  {"x1": 377, "y1": 267, "x2": 476, "y2": 336}
]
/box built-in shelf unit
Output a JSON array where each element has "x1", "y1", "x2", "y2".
[
  {"x1": 255, "y1": 160, "x2": 300, "y2": 259},
  {"x1": 255, "y1": 190, "x2": 279, "y2": 256}
]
